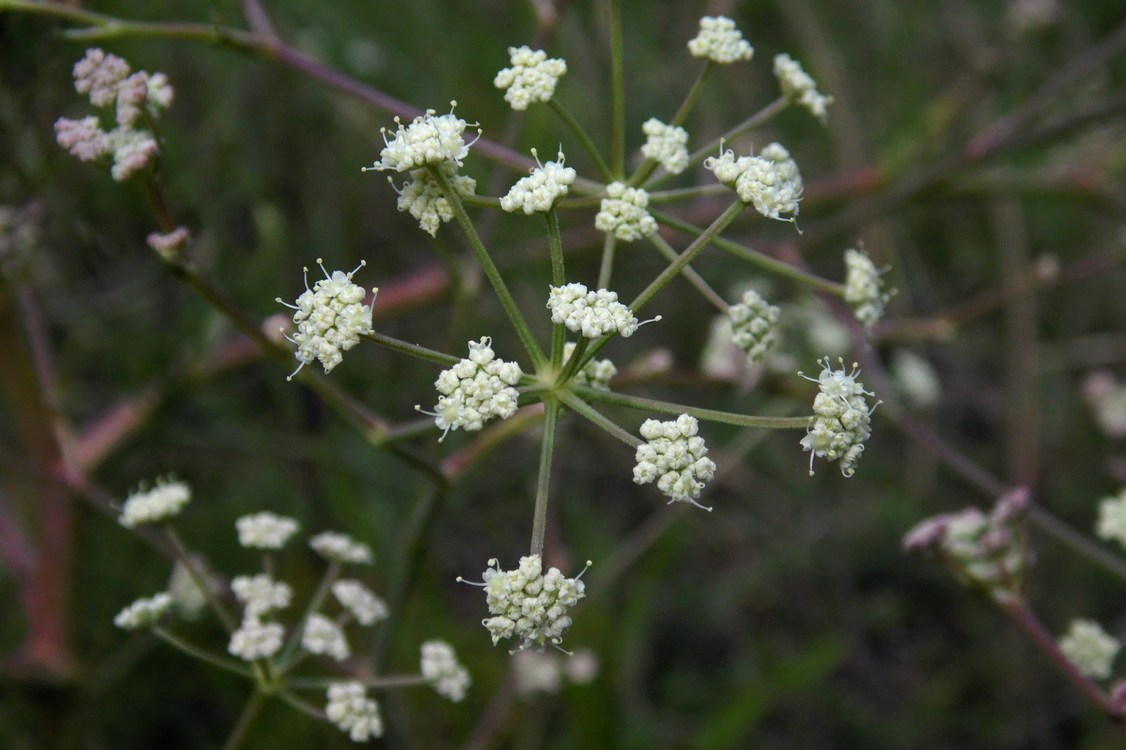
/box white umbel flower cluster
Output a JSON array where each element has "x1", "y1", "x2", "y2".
[
  {"x1": 302, "y1": 613, "x2": 350, "y2": 661},
  {"x1": 705, "y1": 143, "x2": 803, "y2": 222},
  {"x1": 391, "y1": 162, "x2": 476, "y2": 237},
  {"x1": 844, "y1": 247, "x2": 892, "y2": 332},
  {"x1": 119, "y1": 478, "x2": 190, "y2": 528},
  {"x1": 494, "y1": 46, "x2": 567, "y2": 110},
  {"x1": 1096, "y1": 488, "x2": 1126, "y2": 549},
  {"x1": 236, "y1": 512, "x2": 300, "y2": 550},
  {"x1": 773, "y1": 53, "x2": 834, "y2": 123},
  {"x1": 332, "y1": 579, "x2": 389, "y2": 626},
  {"x1": 501, "y1": 148, "x2": 576, "y2": 214},
  {"x1": 633, "y1": 414, "x2": 717, "y2": 510},
  {"x1": 114, "y1": 592, "x2": 173, "y2": 631},
  {"x1": 228, "y1": 617, "x2": 285, "y2": 661},
  {"x1": 799, "y1": 358, "x2": 878, "y2": 477},
  {"x1": 279, "y1": 259, "x2": 375, "y2": 379},
  {"x1": 563, "y1": 342, "x2": 617, "y2": 391},
  {"x1": 460, "y1": 555, "x2": 588, "y2": 652},
  {"x1": 1059, "y1": 619, "x2": 1121, "y2": 680},
  {"x1": 547, "y1": 283, "x2": 642, "y2": 338},
  {"x1": 55, "y1": 48, "x2": 173, "y2": 181},
  {"x1": 728, "y1": 289, "x2": 781, "y2": 364},
  {"x1": 641, "y1": 119, "x2": 690, "y2": 175},
  {"x1": 687, "y1": 16, "x2": 753, "y2": 64},
  {"x1": 594, "y1": 182, "x2": 657, "y2": 242},
  {"x1": 310, "y1": 531, "x2": 373, "y2": 565},
  {"x1": 420, "y1": 337, "x2": 523, "y2": 440},
  {"x1": 326, "y1": 682, "x2": 383, "y2": 742},
  {"x1": 420, "y1": 640, "x2": 471, "y2": 702},
  {"x1": 232, "y1": 574, "x2": 293, "y2": 618},
  {"x1": 366, "y1": 102, "x2": 479, "y2": 172}
]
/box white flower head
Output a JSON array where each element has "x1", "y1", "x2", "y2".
[
  {"x1": 705, "y1": 142, "x2": 803, "y2": 222},
  {"x1": 235, "y1": 512, "x2": 301, "y2": 550},
  {"x1": 594, "y1": 182, "x2": 657, "y2": 242},
  {"x1": 641, "y1": 119, "x2": 690, "y2": 175},
  {"x1": 564, "y1": 342, "x2": 617, "y2": 391},
  {"x1": 420, "y1": 640, "x2": 471, "y2": 702},
  {"x1": 459, "y1": 555, "x2": 589, "y2": 652},
  {"x1": 107, "y1": 127, "x2": 159, "y2": 181},
  {"x1": 501, "y1": 147, "x2": 576, "y2": 214},
  {"x1": 547, "y1": 283, "x2": 653, "y2": 339},
  {"x1": 390, "y1": 161, "x2": 477, "y2": 236},
  {"x1": 302, "y1": 613, "x2": 350, "y2": 662},
  {"x1": 417, "y1": 336, "x2": 523, "y2": 441},
  {"x1": 773, "y1": 53, "x2": 834, "y2": 123},
  {"x1": 687, "y1": 16, "x2": 753, "y2": 64},
  {"x1": 1083, "y1": 372, "x2": 1126, "y2": 439},
  {"x1": 1097, "y1": 488, "x2": 1126, "y2": 550},
  {"x1": 114, "y1": 592, "x2": 173, "y2": 631},
  {"x1": 73, "y1": 48, "x2": 131, "y2": 107},
  {"x1": 119, "y1": 477, "x2": 190, "y2": 528},
  {"x1": 232, "y1": 574, "x2": 293, "y2": 618},
  {"x1": 728, "y1": 289, "x2": 781, "y2": 365},
  {"x1": 799, "y1": 358, "x2": 879, "y2": 477},
  {"x1": 1059, "y1": 619, "x2": 1121, "y2": 680},
  {"x1": 54, "y1": 116, "x2": 110, "y2": 163},
  {"x1": 146, "y1": 227, "x2": 191, "y2": 260},
  {"x1": 366, "y1": 102, "x2": 480, "y2": 172},
  {"x1": 326, "y1": 682, "x2": 383, "y2": 742},
  {"x1": 891, "y1": 349, "x2": 941, "y2": 410},
  {"x1": 228, "y1": 616, "x2": 285, "y2": 661},
  {"x1": 168, "y1": 557, "x2": 217, "y2": 621},
  {"x1": 494, "y1": 46, "x2": 567, "y2": 111},
  {"x1": 310, "y1": 531, "x2": 373, "y2": 565},
  {"x1": 633, "y1": 414, "x2": 717, "y2": 510},
  {"x1": 332, "y1": 579, "x2": 389, "y2": 626},
  {"x1": 278, "y1": 258, "x2": 375, "y2": 380},
  {"x1": 844, "y1": 247, "x2": 894, "y2": 332}
]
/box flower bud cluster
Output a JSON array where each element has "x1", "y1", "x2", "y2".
[
  {"x1": 773, "y1": 53, "x2": 834, "y2": 123},
  {"x1": 728, "y1": 289, "x2": 781, "y2": 364},
  {"x1": 421, "y1": 337, "x2": 523, "y2": 440},
  {"x1": 1096, "y1": 487, "x2": 1126, "y2": 549},
  {"x1": 310, "y1": 531, "x2": 373, "y2": 565},
  {"x1": 119, "y1": 478, "x2": 191, "y2": 528},
  {"x1": 236, "y1": 512, "x2": 301, "y2": 550},
  {"x1": 501, "y1": 148, "x2": 576, "y2": 214},
  {"x1": 547, "y1": 282, "x2": 640, "y2": 338},
  {"x1": 54, "y1": 49, "x2": 173, "y2": 181},
  {"x1": 799, "y1": 358, "x2": 878, "y2": 477},
  {"x1": 420, "y1": 640, "x2": 471, "y2": 702},
  {"x1": 641, "y1": 118, "x2": 690, "y2": 175},
  {"x1": 114, "y1": 592, "x2": 173, "y2": 631},
  {"x1": 1058, "y1": 619, "x2": 1121, "y2": 680},
  {"x1": 705, "y1": 143, "x2": 803, "y2": 221},
  {"x1": 302, "y1": 613, "x2": 351, "y2": 662},
  {"x1": 279, "y1": 259, "x2": 375, "y2": 379},
  {"x1": 228, "y1": 617, "x2": 286, "y2": 661},
  {"x1": 367, "y1": 103, "x2": 479, "y2": 172},
  {"x1": 461, "y1": 555, "x2": 588, "y2": 652},
  {"x1": 494, "y1": 46, "x2": 567, "y2": 111},
  {"x1": 687, "y1": 16, "x2": 753, "y2": 64},
  {"x1": 392, "y1": 162, "x2": 477, "y2": 236},
  {"x1": 332, "y1": 580, "x2": 389, "y2": 625},
  {"x1": 326, "y1": 682, "x2": 383, "y2": 742},
  {"x1": 563, "y1": 342, "x2": 617, "y2": 391},
  {"x1": 633, "y1": 414, "x2": 717, "y2": 510},
  {"x1": 232, "y1": 574, "x2": 293, "y2": 618},
  {"x1": 844, "y1": 247, "x2": 892, "y2": 331},
  {"x1": 594, "y1": 182, "x2": 657, "y2": 242}
]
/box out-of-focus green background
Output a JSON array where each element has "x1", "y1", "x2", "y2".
[{"x1": 3, "y1": 0, "x2": 1126, "y2": 747}]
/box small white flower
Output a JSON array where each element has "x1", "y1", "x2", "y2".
[
  {"x1": 547, "y1": 283, "x2": 645, "y2": 339},
  {"x1": 310, "y1": 531, "x2": 373, "y2": 565},
  {"x1": 1096, "y1": 488, "x2": 1126, "y2": 550},
  {"x1": 501, "y1": 148, "x2": 576, "y2": 214},
  {"x1": 594, "y1": 182, "x2": 657, "y2": 242},
  {"x1": 1059, "y1": 619, "x2": 1120, "y2": 680},
  {"x1": 391, "y1": 161, "x2": 476, "y2": 236},
  {"x1": 418, "y1": 336, "x2": 523, "y2": 440},
  {"x1": 728, "y1": 289, "x2": 781, "y2": 365},
  {"x1": 494, "y1": 46, "x2": 567, "y2": 111},
  {"x1": 641, "y1": 119, "x2": 689, "y2": 175},
  {"x1": 232, "y1": 574, "x2": 293, "y2": 618},
  {"x1": 107, "y1": 126, "x2": 159, "y2": 181},
  {"x1": 228, "y1": 617, "x2": 285, "y2": 661},
  {"x1": 633, "y1": 414, "x2": 717, "y2": 510},
  {"x1": 773, "y1": 53, "x2": 833, "y2": 123},
  {"x1": 326, "y1": 682, "x2": 383, "y2": 742},
  {"x1": 332, "y1": 579, "x2": 388, "y2": 626},
  {"x1": 687, "y1": 16, "x2": 753, "y2": 64},
  {"x1": 799, "y1": 358, "x2": 879, "y2": 477},
  {"x1": 119, "y1": 478, "x2": 190, "y2": 527},
  {"x1": 235, "y1": 512, "x2": 301, "y2": 550},
  {"x1": 844, "y1": 247, "x2": 893, "y2": 332},
  {"x1": 420, "y1": 640, "x2": 471, "y2": 702},
  {"x1": 705, "y1": 143, "x2": 803, "y2": 221},
  {"x1": 302, "y1": 613, "x2": 350, "y2": 661},
  {"x1": 114, "y1": 592, "x2": 173, "y2": 631},
  {"x1": 459, "y1": 555, "x2": 589, "y2": 652},
  {"x1": 366, "y1": 102, "x2": 479, "y2": 172},
  {"x1": 278, "y1": 259, "x2": 375, "y2": 380},
  {"x1": 563, "y1": 342, "x2": 617, "y2": 391}
]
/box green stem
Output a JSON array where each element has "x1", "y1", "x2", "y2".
[
  {"x1": 545, "y1": 210, "x2": 567, "y2": 368},
  {"x1": 575, "y1": 387, "x2": 811, "y2": 430},
  {"x1": 547, "y1": 99, "x2": 613, "y2": 182},
  {"x1": 628, "y1": 63, "x2": 712, "y2": 187},
  {"x1": 362, "y1": 331, "x2": 460, "y2": 368},
  {"x1": 429, "y1": 165, "x2": 547, "y2": 370},
  {"x1": 557, "y1": 337, "x2": 589, "y2": 385},
  {"x1": 646, "y1": 184, "x2": 729, "y2": 204},
  {"x1": 530, "y1": 399, "x2": 561, "y2": 558},
  {"x1": 557, "y1": 391, "x2": 639, "y2": 448},
  {"x1": 608, "y1": 0, "x2": 625, "y2": 177},
  {"x1": 597, "y1": 232, "x2": 617, "y2": 290},
  {"x1": 221, "y1": 690, "x2": 267, "y2": 750},
  {"x1": 681, "y1": 97, "x2": 789, "y2": 173},
  {"x1": 165, "y1": 527, "x2": 236, "y2": 632},
  {"x1": 152, "y1": 627, "x2": 252, "y2": 678},
  {"x1": 276, "y1": 561, "x2": 340, "y2": 674},
  {"x1": 286, "y1": 674, "x2": 428, "y2": 690},
  {"x1": 647, "y1": 233, "x2": 728, "y2": 312},
  {"x1": 651, "y1": 209, "x2": 846, "y2": 296},
  {"x1": 274, "y1": 689, "x2": 322, "y2": 719}
]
